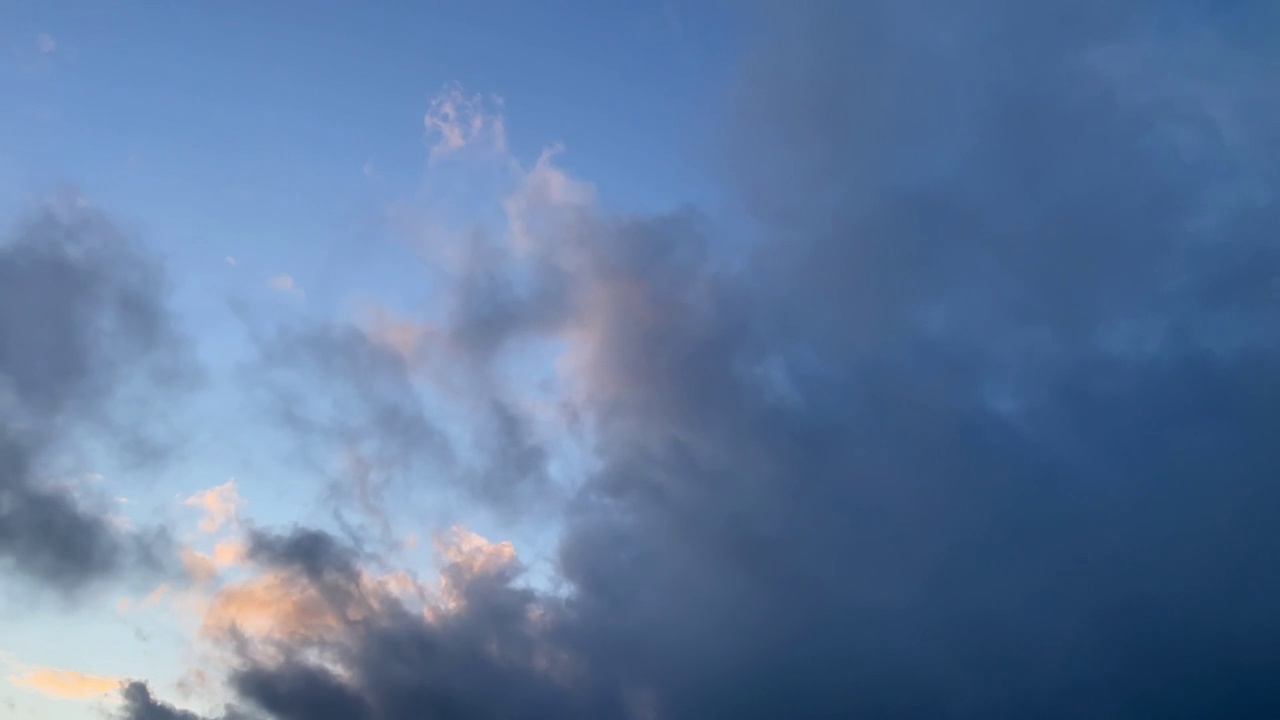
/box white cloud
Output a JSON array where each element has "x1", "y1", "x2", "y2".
[
  {"x1": 225, "y1": 256, "x2": 237, "y2": 267},
  {"x1": 36, "y1": 34, "x2": 56, "y2": 54}
]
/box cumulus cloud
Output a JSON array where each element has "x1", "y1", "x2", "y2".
[
  {"x1": 122, "y1": 0, "x2": 1280, "y2": 717},
  {"x1": 0, "y1": 202, "x2": 194, "y2": 594}
]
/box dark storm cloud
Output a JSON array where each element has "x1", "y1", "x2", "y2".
[
  {"x1": 125, "y1": 0, "x2": 1280, "y2": 717},
  {"x1": 0, "y1": 203, "x2": 193, "y2": 593}
]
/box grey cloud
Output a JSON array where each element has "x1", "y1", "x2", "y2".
[
  {"x1": 246, "y1": 321, "x2": 453, "y2": 544},
  {"x1": 0, "y1": 204, "x2": 194, "y2": 593},
  {"x1": 120, "y1": 682, "x2": 209, "y2": 720},
  {"x1": 120, "y1": 681, "x2": 252, "y2": 720},
  {"x1": 445, "y1": 229, "x2": 570, "y2": 359},
  {"x1": 162, "y1": 527, "x2": 607, "y2": 720},
  {"x1": 127, "y1": 0, "x2": 1280, "y2": 717}
]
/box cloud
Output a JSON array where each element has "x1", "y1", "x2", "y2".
[
  {"x1": 179, "y1": 541, "x2": 242, "y2": 585},
  {"x1": 183, "y1": 479, "x2": 244, "y2": 534},
  {"x1": 36, "y1": 34, "x2": 57, "y2": 54},
  {"x1": 225, "y1": 256, "x2": 237, "y2": 267},
  {"x1": 429, "y1": 525, "x2": 518, "y2": 613},
  {"x1": 424, "y1": 85, "x2": 507, "y2": 163},
  {"x1": 181, "y1": 547, "x2": 218, "y2": 585},
  {"x1": 202, "y1": 569, "x2": 345, "y2": 644},
  {"x1": 119, "y1": 681, "x2": 247, "y2": 720},
  {"x1": 0, "y1": 202, "x2": 195, "y2": 594},
  {"x1": 503, "y1": 144, "x2": 596, "y2": 252},
  {"x1": 213, "y1": 541, "x2": 246, "y2": 567},
  {"x1": 267, "y1": 275, "x2": 302, "y2": 296},
  {"x1": 244, "y1": 321, "x2": 454, "y2": 541},
  {"x1": 121, "y1": 1, "x2": 1280, "y2": 718},
  {"x1": 127, "y1": 526, "x2": 578, "y2": 720},
  {"x1": 9, "y1": 667, "x2": 122, "y2": 699}
]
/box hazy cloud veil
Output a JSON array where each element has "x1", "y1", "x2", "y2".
[{"x1": 120, "y1": 1, "x2": 1280, "y2": 718}]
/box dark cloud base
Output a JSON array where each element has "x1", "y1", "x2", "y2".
[{"x1": 123, "y1": 1, "x2": 1280, "y2": 718}]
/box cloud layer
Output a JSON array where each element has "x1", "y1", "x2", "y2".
[{"x1": 117, "y1": 0, "x2": 1280, "y2": 717}]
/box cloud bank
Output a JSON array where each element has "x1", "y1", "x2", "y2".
[{"x1": 121, "y1": 1, "x2": 1280, "y2": 717}]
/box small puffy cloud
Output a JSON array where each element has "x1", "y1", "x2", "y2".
[
  {"x1": 8, "y1": 667, "x2": 123, "y2": 699},
  {"x1": 183, "y1": 479, "x2": 244, "y2": 534},
  {"x1": 424, "y1": 84, "x2": 506, "y2": 163},
  {"x1": 36, "y1": 34, "x2": 56, "y2": 54},
  {"x1": 268, "y1": 274, "x2": 302, "y2": 296},
  {"x1": 434, "y1": 525, "x2": 516, "y2": 578},
  {"x1": 429, "y1": 525, "x2": 520, "y2": 617},
  {"x1": 362, "y1": 161, "x2": 376, "y2": 177}
]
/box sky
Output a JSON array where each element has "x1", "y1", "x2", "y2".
[{"x1": 1, "y1": 1, "x2": 1279, "y2": 719}]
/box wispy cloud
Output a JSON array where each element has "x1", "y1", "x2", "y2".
[
  {"x1": 8, "y1": 667, "x2": 123, "y2": 700},
  {"x1": 35, "y1": 33, "x2": 56, "y2": 54},
  {"x1": 424, "y1": 84, "x2": 507, "y2": 163},
  {"x1": 268, "y1": 273, "x2": 304, "y2": 297}
]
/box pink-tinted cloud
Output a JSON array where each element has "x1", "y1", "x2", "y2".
[
  {"x1": 8, "y1": 667, "x2": 123, "y2": 699},
  {"x1": 183, "y1": 479, "x2": 244, "y2": 534}
]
